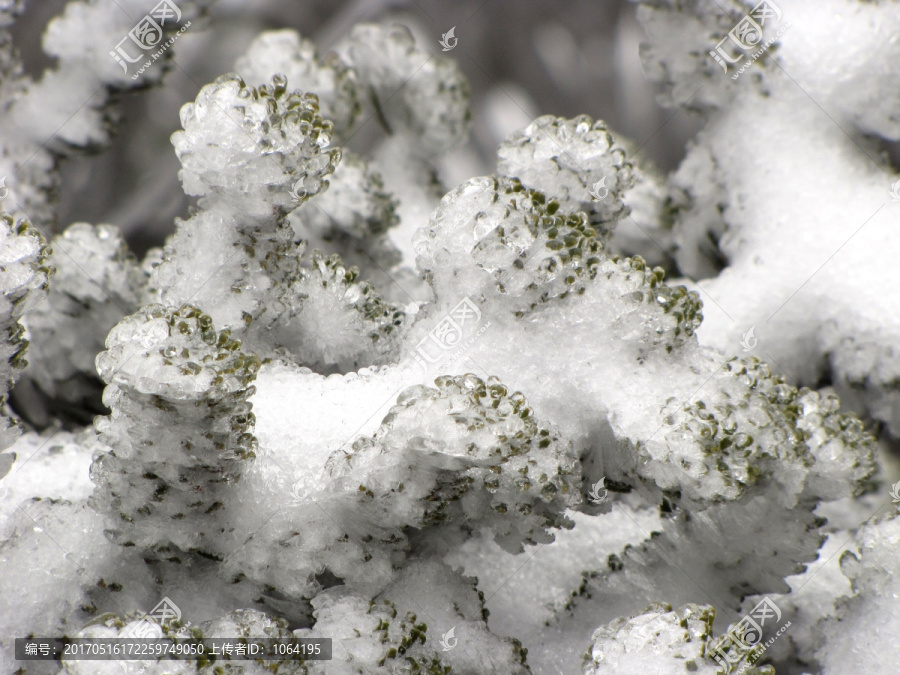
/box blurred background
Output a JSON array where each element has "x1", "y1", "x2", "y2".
[{"x1": 11, "y1": 0, "x2": 701, "y2": 256}]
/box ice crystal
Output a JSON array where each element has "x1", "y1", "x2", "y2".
[{"x1": 0, "y1": 6, "x2": 895, "y2": 675}]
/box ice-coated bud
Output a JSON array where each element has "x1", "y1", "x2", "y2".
[
  {"x1": 636, "y1": 0, "x2": 772, "y2": 110},
  {"x1": 172, "y1": 74, "x2": 341, "y2": 219},
  {"x1": 497, "y1": 114, "x2": 633, "y2": 233},
  {"x1": 60, "y1": 608, "x2": 295, "y2": 675},
  {"x1": 296, "y1": 562, "x2": 530, "y2": 673},
  {"x1": 328, "y1": 373, "x2": 581, "y2": 552},
  {"x1": 151, "y1": 202, "x2": 404, "y2": 371},
  {"x1": 291, "y1": 149, "x2": 398, "y2": 242},
  {"x1": 637, "y1": 357, "x2": 874, "y2": 506},
  {"x1": 235, "y1": 29, "x2": 361, "y2": 139},
  {"x1": 90, "y1": 304, "x2": 260, "y2": 554},
  {"x1": 563, "y1": 361, "x2": 876, "y2": 621},
  {"x1": 416, "y1": 175, "x2": 700, "y2": 346},
  {"x1": 415, "y1": 176, "x2": 605, "y2": 313}
]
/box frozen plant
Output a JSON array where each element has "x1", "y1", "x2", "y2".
[
  {"x1": 637, "y1": 0, "x2": 900, "y2": 437},
  {"x1": 0, "y1": 0, "x2": 213, "y2": 228},
  {"x1": 0, "y1": 0, "x2": 211, "y2": 417},
  {"x1": 0, "y1": 3, "x2": 897, "y2": 675}
]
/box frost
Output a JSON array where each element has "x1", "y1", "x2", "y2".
[
  {"x1": 326, "y1": 374, "x2": 581, "y2": 551},
  {"x1": 223, "y1": 372, "x2": 579, "y2": 603},
  {"x1": 295, "y1": 561, "x2": 529, "y2": 674},
  {"x1": 0, "y1": 429, "x2": 96, "y2": 536},
  {"x1": 154, "y1": 74, "x2": 406, "y2": 370},
  {"x1": 0, "y1": 6, "x2": 896, "y2": 675},
  {"x1": 59, "y1": 607, "x2": 297, "y2": 674},
  {"x1": 634, "y1": 0, "x2": 900, "y2": 437},
  {"x1": 816, "y1": 512, "x2": 900, "y2": 673},
  {"x1": 635, "y1": 0, "x2": 776, "y2": 110},
  {"x1": 0, "y1": 500, "x2": 117, "y2": 662},
  {"x1": 0, "y1": 216, "x2": 51, "y2": 383}
]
